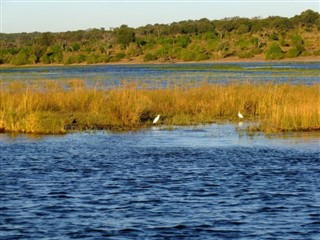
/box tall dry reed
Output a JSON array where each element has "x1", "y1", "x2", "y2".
[{"x1": 0, "y1": 80, "x2": 319, "y2": 134}]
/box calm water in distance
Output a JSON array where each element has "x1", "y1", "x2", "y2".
[
  {"x1": 1, "y1": 124, "x2": 320, "y2": 239},
  {"x1": 1, "y1": 62, "x2": 320, "y2": 87}
]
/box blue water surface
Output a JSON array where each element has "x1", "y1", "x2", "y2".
[
  {"x1": 1, "y1": 62, "x2": 319, "y2": 87},
  {"x1": 1, "y1": 124, "x2": 320, "y2": 239}
]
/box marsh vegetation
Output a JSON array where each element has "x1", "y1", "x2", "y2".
[{"x1": 1, "y1": 78, "x2": 319, "y2": 134}]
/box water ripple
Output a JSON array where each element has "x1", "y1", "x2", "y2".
[{"x1": 1, "y1": 126, "x2": 319, "y2": 239}]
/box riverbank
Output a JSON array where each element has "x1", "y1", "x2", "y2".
[
  {"x1": 0, "y1": 80, "x2": 319, "y2": 134},
  {"x1": 1, "y1": 55, "x2": 319, "y2": 68}
]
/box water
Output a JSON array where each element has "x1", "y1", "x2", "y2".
[
  {"x1": 1, "y1": 62, "x2": 319, "y2": 87},
  {"x1": 1, "y1": 124, "x2": 320, "y2": 239},
  {"x1": 1, "y1": 62, "x2": 320, "y2": 238}
]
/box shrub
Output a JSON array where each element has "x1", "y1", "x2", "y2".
[
  {"x1": 269, "y1": 33, "x2": 279, "y2": 41},
  {"x1": 291, "y1": 34, "x2": 304, "y2": 46},
  {"x1": 286, "y1": 47, "x2": 300, "y2": 58},
  {"x1": 300, "y1": 51, "x2": 311, "y2": 57},
  {"x1": 86, "y1": 54, "x2": 98, "y2": 64},
  {"x1": 180, "y1": 50, "x2": 196, "y2": 61},
  {"x1": 71, "y1": 43, "x2": 81, "y2": 51},
  {"x1": 312, "y1": 49, "x2": 320, "y2": 56},
  {"x1": 252, "y1": 48, "x2": 263, "y2": 55},
  {"x1": 109, "y1": 52, "x2": 126, "y2": 62},
  {"x1": 143, "y1": 53, "x2": 158, "y2": 62},
  {"x1": 40, "y1": 54, "x2": 51, "y2": 64},
  {"x1": 115, "y1": 52, "x2": 126, "y2": 60},
  {"x1": 265, "y1": 42, "x2": 285, "y2": 60},
  {"x1": 28, "y1": 54, "x2": 38, "y2": 64},
  {"x1": 175, "y1": 35, "x2": 191, "y2": 48},
  {"x1": 85, "y1": 54, "x2": 108, "y2": 64},
  {"x1": 235, "y1": 39, "x2": 249, "y2": 50},
  {"x1": 238, "y1": 51, "x2": 254, "y2": 59},
  {"x1": 154, "y1": 46, "x2": 170, "y2": 59},
  {"x1": 11, "y1": 51, "x2": 30, "y2": 65},
  {"x1": 195, "y1": 53, "x2": 209, "y2": 61},
  {"x1": 53, "y1": 52, "x2": 64, "y2": 63},
  {"x1": 78, "y1": 54, "x2": 86, "y2": 63}
]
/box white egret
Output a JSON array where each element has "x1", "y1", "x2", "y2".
[
  {"x1": 153, "y1": 114, "x2": 160, "y2": 124},
  {"x1": 238, "y1": 112, "x2": 244, "y2": 119}
]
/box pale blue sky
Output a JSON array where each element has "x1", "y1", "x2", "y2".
[{"x1": 1, "y1": 0, "x2": 319, "y2": 33}]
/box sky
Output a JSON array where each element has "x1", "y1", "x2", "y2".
[{"x1": 1, "y1": 0, "x2": 319, "y2": 33}]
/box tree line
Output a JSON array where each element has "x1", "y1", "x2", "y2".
[{"x1": 1, "y1": 9, "x2": 319, "y2": 65}]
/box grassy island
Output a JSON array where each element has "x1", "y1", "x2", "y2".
[{"x1": 0, "y1": 80, "x2": 319, "y2": 134}]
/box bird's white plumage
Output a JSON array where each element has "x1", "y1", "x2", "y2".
[
  {"x1": 238, "y1": 112, "x2": 244, "y2": 119},
  {"x1": 153, "y1": 114, "x2": 160, "y2": 124}
]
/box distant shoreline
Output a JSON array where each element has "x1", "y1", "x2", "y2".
[{"x1": 1, "y1": 55, "x2": 319, "y2": 68}]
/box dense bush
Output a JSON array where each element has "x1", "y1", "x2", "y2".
[
  {"x1": 143, "y1": 53, "x2": 158, "y2": 62},
  {"x1": 11, "y1": 51, "x2": 30, "y2": 65},
  {"x1": 180, "y1": 49, "x2": 196, "y2": 61},
  {"x1": 286, "y1": 47, "x2": 300, "y2": 58},
  {"x1": 265, "y1": 42, "x2": 285, "y2": 60},
  {"x1": 1, "y1": 9, "x2": 319, "y2": 65}
]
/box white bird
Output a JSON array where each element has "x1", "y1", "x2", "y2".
[
  {"x1": 153, "y1": 114, "x2": 160, "y2": 124},
  {"x1": 238, "y1": 112, "x2": 244, "y2": 119}
]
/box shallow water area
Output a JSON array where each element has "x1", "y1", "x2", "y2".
[
  {"x1": 1, "y1": 124, "x2": 319, "y2": 239},
  {"x1": 1, "y1": 62, "x2": 320, "y2": 87}
]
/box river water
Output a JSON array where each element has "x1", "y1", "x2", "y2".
[
  {"x1": 1, "y1": 62, "x2": 320, "y2": 239},
  {"x1": 1, "y1": 62, "x2": 320, "y2": 87},
  {"x1": 1, "y1": 124, "x2": 320, "y2": 239}
]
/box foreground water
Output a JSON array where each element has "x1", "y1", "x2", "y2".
[{"x1": 1, "y1": 124, "x2": 319, "y2": 239}]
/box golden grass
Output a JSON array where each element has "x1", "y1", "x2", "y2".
[{"x1": 0, "y1": 80, "x2": 319, "y2": 134}]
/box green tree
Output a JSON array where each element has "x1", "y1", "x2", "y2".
[
  {"x1": 196, "y1": 18, "x2": 215, "y2": 34},
  {"x1": 293, "y1": 9, "x2": 320, "y2": 27},
  {"x1": 39, "y1": 32, "x2": 54, "y2": 47},
  {"x1": 116, "y1": 25, "x2": 135, "y2": 48},
  {"x1": 0, "y1": 9, "x2": 318, "y2": 65},
  {"x1": 270, "y1": 17, "x2": 293, "y2": 31}
]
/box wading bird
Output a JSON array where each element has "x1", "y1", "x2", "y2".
[
  {"x1": 238, "y1": 112, "x2": 244, "y2": 119},
  {"x1": 153, "y1": 114, "x2": 160, "y2": 124}
]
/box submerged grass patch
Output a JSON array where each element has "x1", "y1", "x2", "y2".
[{"x1": 0, "y1": 80, "x2": 319, "y2": 134}]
